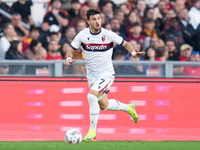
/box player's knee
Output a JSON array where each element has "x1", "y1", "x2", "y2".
[
  {"x1": 100, "y1": 104, "x2": 108, "y2": 111},
  {"x1": 89, "y1": 89, "x2": 99, "y2": 97}
]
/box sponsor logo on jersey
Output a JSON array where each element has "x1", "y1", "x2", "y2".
[{"x1": 81, "y1": 43, "x2": 113, "y2": 51}]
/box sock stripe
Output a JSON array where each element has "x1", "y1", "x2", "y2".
[{"x1": 90, "y1": 113, "x2": 99, "y2": 115}]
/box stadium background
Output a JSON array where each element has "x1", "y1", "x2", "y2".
[
  {"x1": 0, "y1": 0, "x2": 200, "y2": 144},
  {"x1": 0, "y1": 77, "x2": 199, "y2": 141}
]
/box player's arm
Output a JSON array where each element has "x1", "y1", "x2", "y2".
[
  {"x1": 122, "y1": 40, "x2": 145, "y2": 58},
  {"x1": 64, "y1": 46, "x2": 76, "y2": 65}
]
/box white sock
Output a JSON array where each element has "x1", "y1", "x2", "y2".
[
  {"x1": 105, "y1": 99, "x2": 129, "y2": 112},
  {"x1": 87, "y1": 93, "x2": 100, "y2": 131}
]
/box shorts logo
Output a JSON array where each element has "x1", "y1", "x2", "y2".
[{"x1": 102, "y1": 36, "x2": 106, "y2": 42}]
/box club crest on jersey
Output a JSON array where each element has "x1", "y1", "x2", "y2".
[
  {"x1": 87, "y1": 37, "x2": 90, "y2": 40},
  {"x1": 102, "y1": 36, "x2": 106, "y2": 42}
]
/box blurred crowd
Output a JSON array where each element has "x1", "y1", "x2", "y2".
[{"x1": 0, "y1": 0, "x2": 200, "y2": 76}]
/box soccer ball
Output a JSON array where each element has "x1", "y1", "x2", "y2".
[{"x1": 64, "y1": 128, "x2": 82, "y2": 144}]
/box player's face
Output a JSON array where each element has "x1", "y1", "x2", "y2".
[{"x1": 88, "y1": 14, "x2": 101, "y2": 33}]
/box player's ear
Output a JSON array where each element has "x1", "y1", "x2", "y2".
[{"x1": 87, "y1": 20, "x2": 90, "y2": 25}]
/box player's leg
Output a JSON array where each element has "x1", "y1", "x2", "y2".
[
  {"x1": 83, "y1": 89, "x2": 102, "y2": 142},
  {"x1": 98, "y1": 94, "x2": 128, "y2": 111},
  {"x1": 99, "y1": 94, "x2": 139, "y2": 123},
  {"x1": 83, "y1": 75, "x2": 111, "y2": 142}
]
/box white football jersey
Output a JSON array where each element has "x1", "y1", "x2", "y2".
[{"x1": 71, "y1": 27, "x2": 124, "y2": 76}]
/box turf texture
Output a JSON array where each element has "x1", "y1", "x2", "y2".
[{"x1": 0, "y1": 141, "x2": 200, "y2": 150}]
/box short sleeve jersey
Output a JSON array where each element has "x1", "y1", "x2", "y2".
[{"x1": 71, "y1": 27, "x2": 124, "y2": 76}]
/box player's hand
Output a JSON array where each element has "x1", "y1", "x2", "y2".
[
  {"x1": 64, "y1": 59, "x2": 76, "y2": 66},
  {"x1": 132, "y1": 52, "x2": 145, "y2": 58}
]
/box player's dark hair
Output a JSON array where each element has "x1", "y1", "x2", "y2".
[{"x1": 86, "y1": 9, "x2": 100, "y2": 20}]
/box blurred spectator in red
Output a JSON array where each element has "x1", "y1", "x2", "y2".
[
  {"x1": 183, "y1": 51, "x2": 200, "y2": 76},
  {"x1": 59, "y1": 26, "x2": 76, "y2": 45},
  {"x1": 164, "y1": 0, "x2": 174, "y2": 10},
  {"x1": 68, "y1": 0, "x2": 81, "y2": 22},
  {"x1": 143, "y1": 18, "x2": 158, "y2": 37},
  {"x1": 46, "y1": 40, "x2": 62, "y2": 60},
  {"x1": 165, "y1": 9, "x2": 176, "y2": 30},
  {"x1": 178, "y1": 8, "x2": 195, "y2": 47},
  {"x1": 188, "y1": 0, "x2": 200, "y2": 30},
  {"x1": 76, "y1": 19, "x2": 87, "y2": 33},
  {"x1": 102, "y1": 1, "x2": 115, "y2": 23},
  {"x1": 11, "y1": 13, "x2": 29, "y2": 41},
  {"x1": 127, "y1": 23, "x2": 146, "y2": 48},
  {"x1": 0, "y1": 0, "x2": 11, "y2": 31},
  {"x1": 60, "y1": 42, "x2": 70, "y2": 59},
  {"x1": 179, "y1": 44, "x2": 192, "y2": 61},
  {"x1": 11, "y1": 0, "x2": 33, "y2": 24},
  {"x1": 5, "y1": 40, "x2": 24, "y2": 59},
  {"x1": 40, "y1": 24, "x2": 61, "y2": 50},
  {"x1": 156, "y1": 46, "x2": 169, "y2": 61},
  {"x1": 34, "y1": 47, "x2": 47, "y2": 60},
  {"x1": 165, "y1": 39, "x2": 180, "y2": 61},
  {"x1": 42, "y1": 0, "x2": 69, "y2": 34},
  {"x1": 22, "y1": 24, "x2": 40, "y2": 53},
  {"x1": 164, "y1": 17, "x2": 184, "y2": 46},
  {"x1": 24, "y1": 39, "x2": 42, "y2": 60},
  {"x1": 136, "y1": 0, "x2": 147, "y2": 20},
  {"x1": 125, "y1": 10, "x2": 142, "y2": 36},
  {"x1": 0, "y1": 22, "x2": 17, "y2": 59}
]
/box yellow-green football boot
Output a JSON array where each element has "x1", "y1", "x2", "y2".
[
  {"x1": 83, "y1": 129, "x2": 96, "y2": 142},
  {"x1": 128, "y1": 103, "x2": 139, "y2": 123}
]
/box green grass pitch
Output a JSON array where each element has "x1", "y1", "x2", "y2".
[{"x1": 0, "y1": 141, "x2": 200, "y2": 150}]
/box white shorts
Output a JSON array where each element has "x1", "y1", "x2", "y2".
[{"x1": 87, "y1": 73, "x2": 115, "y2": 93}]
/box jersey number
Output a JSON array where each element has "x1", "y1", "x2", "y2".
[{"x1": 99, "y1": 79, "x2": 105, "y2": 85}]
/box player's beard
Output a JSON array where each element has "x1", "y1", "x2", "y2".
[
  {"x1": 94, "y1": 25, "x2": 101, "y2": 32},
  {"x1": 94, "y1": 27, "x2": 100, "y2": 32}
]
